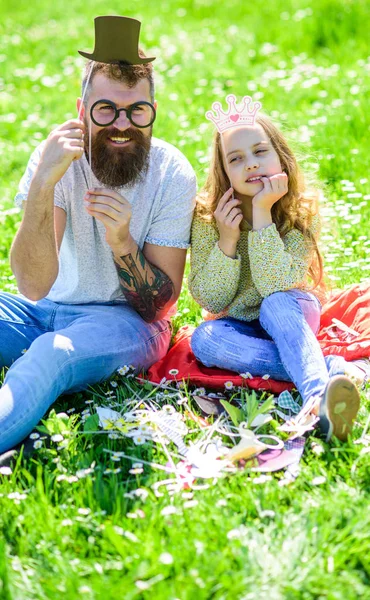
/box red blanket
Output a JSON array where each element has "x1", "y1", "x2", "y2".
[{"x1": 148, "y1": 282, "x2": 370, "y2": 392}]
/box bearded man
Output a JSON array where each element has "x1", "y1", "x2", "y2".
[{"x1": 0, "y1": 17, "x2": 196, "y2": 455}]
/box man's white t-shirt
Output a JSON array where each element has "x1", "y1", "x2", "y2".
[{"x1": 15, "y1": 137, "x2": 196, "y2": 306}]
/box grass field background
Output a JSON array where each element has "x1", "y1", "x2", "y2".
[{"x1": 0, "y1": 1, "x2": 370, "y2": 598}]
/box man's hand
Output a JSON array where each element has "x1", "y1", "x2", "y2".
[
  {"x1": 37, "y1": 119, "x2": 85, "y2": 186},
  {"x1": 84, "y1": 188, "x2": 133, "y2": 253},
  {"x1": 252, "y1": 173, "x2": 288, "y2": 210},
  {"x1": 214, "y1": 187, "x2": 243, "y2": 258}
]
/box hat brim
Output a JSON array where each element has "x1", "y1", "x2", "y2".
[{"x1": 78, "y1": 50, "x2": 155, "y2": 64}]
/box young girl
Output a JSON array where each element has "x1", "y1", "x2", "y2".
[{"x1": 189, "y1": 96, "x2": 364, "y2": 442}]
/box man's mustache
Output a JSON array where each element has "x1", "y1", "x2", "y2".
[{"x1": 91, "y1": 126, "x2": 148, "y2": 147}]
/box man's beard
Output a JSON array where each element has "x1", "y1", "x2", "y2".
[{"x1": 84, "y1": 123, "x2": 151, "y2": 188}]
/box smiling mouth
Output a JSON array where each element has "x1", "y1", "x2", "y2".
[
  {"x1": 246, "y1": 176, "x2": 263, "y2": 183},
  {"x1": 108, "y1": 137, "x2": 132, "y2": 145}
]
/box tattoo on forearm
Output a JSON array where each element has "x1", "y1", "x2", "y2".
[{"x1": 114, "y1": 248, "x2": 174, "y2": 322}]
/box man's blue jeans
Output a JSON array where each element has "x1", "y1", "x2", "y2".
[
  {"x1": 191, "y1": 289, "x2": 348, "y2": 404},
  {"x1": 0, "y1": 292, "x2": 171, "y2": 453}
]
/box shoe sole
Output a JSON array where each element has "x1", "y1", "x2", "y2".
[{"x1": 323, "y1": 376, "x2": 360, "y2": 441}]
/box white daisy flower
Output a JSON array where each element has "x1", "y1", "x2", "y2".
[
  {"x1": 8, "y1": 492, "x2": 27, "y2": 501},
  {"x1": 29, "y1": 433, "x2": 40, "y2": 440},
  {"x1": 312, "y1": 475, "x2": 327, "y2": 485},
  {"x1": 117, "y1": 365, "x2": 130, "y2": 376},
  {"x1": 132, "y1": 434, "x2": 147, "y2": 445},
  {"x1": 51, "y1": 434, "x2": 64, "y2": 443},
  {"x1": 193, "y1": 387, "x2": 206, "y2": 396},
  {"x1": 78, "y1": 508, "x2": 91, "y2": 515},
  {"x1": 61, "y1": 519, "x2": 73, "y2": 527},
  {"x1": 161, "y1": 505, "x2": 177, "y2": 516},
  {"x1": 0, "y1": 466, "x2": 12, "y2": 476},
  {"x1": 169, "y1": 369, "x2": 179, "y2": 376},
  {"x1": 111, "y1": 454, "x2": 122, "y2": 462},
  {"x1": 224, "y1": 381, "x2": 234, "y2": 390},
  {"x1": 129, "y1": 467, "x2": 144, "y2": 475},
  {"x1": 262, "y1": 374, "x2": 270, "y2": 380},
  {"x1": 159, "y1": 552, "x2": 174, "y2": 565},
  {"x1": 134, "y1": 488, "x2": 149, "y2": 500},
  {"x1": 240, "y1": 372, "x2": 253, "y2": 379},
  {"x1": 33, "y1": 440, "x2": 43, "y2": 449}
]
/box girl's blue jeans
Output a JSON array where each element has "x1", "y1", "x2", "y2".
[
  {"x1": 0, "y1": 292, "x2": 171, "y2": 453},
  {"x1": 191, "y1": 289, "x2": 348, "y2": 404}
]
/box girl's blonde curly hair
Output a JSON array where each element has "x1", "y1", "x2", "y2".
[{"x1": 196, "y1": 113, "x2": 325, "y2": 291}]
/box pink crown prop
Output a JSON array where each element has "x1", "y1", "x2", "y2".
[{"x1": 205, "y1": 95, "x2": 262, "y2": 133}]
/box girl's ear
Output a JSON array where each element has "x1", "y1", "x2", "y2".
[{"x1": 76, "y1": 98, "x2": 85, "y2": 118}]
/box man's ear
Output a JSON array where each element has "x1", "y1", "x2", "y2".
[
  {"x1": 76, "y1": 98, "x2": 85, "y2": 118},
  {"x1": 154, "y1": 100, "x2": 158, "y2": 111}
]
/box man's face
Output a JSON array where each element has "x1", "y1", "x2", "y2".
[{"x1": 79, "y1": 73, "x2": 156, "y2": 187}]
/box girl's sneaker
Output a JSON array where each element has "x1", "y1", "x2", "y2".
[{"x1": 318, "y1": 375, "x2": 360, "y2": 442}]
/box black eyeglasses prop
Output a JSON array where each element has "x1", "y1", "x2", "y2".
[{"x1": 90, "y1": 99, "x2": 156, "y2": 128}]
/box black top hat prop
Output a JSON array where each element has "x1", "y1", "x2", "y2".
[{"x1": 78, "y1": 16, "x2": 156, "y2": 65}]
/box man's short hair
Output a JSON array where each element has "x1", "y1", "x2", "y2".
[{"x1": 82, "y1": 50, "x2": 155, "y2": 103}]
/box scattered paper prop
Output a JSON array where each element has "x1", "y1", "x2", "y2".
[
  {"x1": 96, "y1": 406, "x2": 121, "y2": 428},
  {"x1": 92, "y1": 381, "x2": 308, "y2": 490},
  {"x1": 192, "y1": 395, "x2": 226, "y2": 416},
  {"x1": 252, "y1": 437, "x2": 306, "y2": 473},
  {"x1": 277, "y1": 390, "x2": 301, "y2": 414},
  {"x1": 226, "y1": 428, "x2": 283, "y2": 462},
  {"x1": 250, "y1": 413, "x2": 273, "y2": 427},
  {"x1": 279, "y1": 395, "x2": 320, "y2": 439}
]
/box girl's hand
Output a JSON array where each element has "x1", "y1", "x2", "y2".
[
  {"x1": 214, "y1": 188, "x2": 243, "y2": 258},
  {"x1": 214, "y1": 187, "x2": 243, "y2": 243},
  {"x1": 252, "y1": 173, "x2": 288, "y2": 210}
]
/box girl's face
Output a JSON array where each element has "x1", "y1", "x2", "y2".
[{"x1": 222, "y1": 124, "x2": 283, "y2": 198}]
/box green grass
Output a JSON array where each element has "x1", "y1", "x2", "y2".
[{"x1": 1, "y1": 0, "x2": 370, "y2": 598}]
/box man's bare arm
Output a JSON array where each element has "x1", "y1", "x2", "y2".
[
  {"x1": 10, "y1": 184, "x2": 66, "y2": 300},
  {"x1": 84, "y1": 188, "x2": 187, "y2": 322},
  {"x1": 114, "y1": 243, "x2": 182, "y2": 322},
  {"x1": 10, "y1": 119, "x2": 84, "y2": 300}
]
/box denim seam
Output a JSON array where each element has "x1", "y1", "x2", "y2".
[
  {"x1": 1, "y1": 321, "x2": 49, "y2": 332},
  {"x1": 259, "y1": 313, "x2": 297, "y2": 386},
  {"x1": 144, "y1": 325, "x2": 170, "y2": 345},
  {"x1": 48, "y1": 304, "x2": 59, "y2": 330}
]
